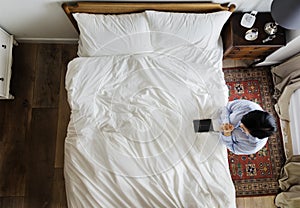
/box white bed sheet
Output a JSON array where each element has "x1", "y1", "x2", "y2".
[{"x1": 64, "y1": 40, "x2": 235, "y2": 207}]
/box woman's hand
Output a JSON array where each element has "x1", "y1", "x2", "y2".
[{"x1": 221, "y1": 123, "x2": 234, "y2": 136}]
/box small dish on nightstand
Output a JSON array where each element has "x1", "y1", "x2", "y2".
[
  {"x1": 264, "y1": 22, "x2": 278, "y2": 35},
  {"x1": 245, "y1": 28, "x2": 258, "y2": 41}
]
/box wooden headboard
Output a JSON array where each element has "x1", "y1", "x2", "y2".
[{"x1": 62, "y1": 2, "x2": 236, "y2": 33}]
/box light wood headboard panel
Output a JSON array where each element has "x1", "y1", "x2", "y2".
[{"x1": 62, "y1": 2, "x2": 235, "y2": 33}]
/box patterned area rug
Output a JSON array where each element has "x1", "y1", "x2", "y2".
[{"x1": 223, "y1": 67, "x2": 285, "y2": 197}]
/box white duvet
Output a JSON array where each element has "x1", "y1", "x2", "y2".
[{"x1": 64, "y1": 41, "x2": 236, "y2": 207}]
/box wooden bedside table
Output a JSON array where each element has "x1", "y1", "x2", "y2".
[{"x1": 222, "y1": 12, "x2": 286, "y2": 61}]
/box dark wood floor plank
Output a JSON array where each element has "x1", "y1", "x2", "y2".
[
  {"x1": 1, "y1": 44, "x2": 37, "y2": 143},
  {"x1": 50, "y1": 168, "x2": 67, "y2": 208},
  {"x1": 0, "y1": 44, "x2": 37, "y2": 197},
  {"x1": 24, "y1": 108, "x2": 58, "y2": 208},
  {"x1": 0, "y1": 141, "x2": 26, "y2": 197},
  {"x1": 32, "y1": 44, "x2": 62, "y2": 108},
  {"x1": 0, "y1": 197, "x2": 24, "y2": 208},
  {"x1": 55, "y1": 44, "x2": 77, "y2": 168}
]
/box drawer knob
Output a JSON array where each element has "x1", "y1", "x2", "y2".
[
  {"x1": 2, "y1": 45, "x2": 6, "y2": 49},
  {"x1": 0, "y1": 78, "x2": 4, "y2": 81}
]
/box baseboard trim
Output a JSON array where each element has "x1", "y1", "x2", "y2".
[{"x1": 15, "y1": 38, "x2": 79, "y2": 44}]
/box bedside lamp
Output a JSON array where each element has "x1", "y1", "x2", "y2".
[{"x1": 271, "y1": 0, "x2": 300, "y2": 30}]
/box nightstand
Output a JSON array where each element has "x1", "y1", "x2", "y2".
[{"x1": 222, "y1": 12, "x2": 286, "y2": 61}]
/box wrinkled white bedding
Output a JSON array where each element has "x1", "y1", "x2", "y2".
[{"x1": 64, "y1": 42, "x2": 236, "y2": 207}]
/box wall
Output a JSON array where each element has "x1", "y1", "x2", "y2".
[
  {"x1": 0, "y1": 0, "x2": 272, "y2": 42},
  {"x1": 1, "y1": 0, "x2": 299, "y2": 64},
  {"x1": 0, "y1": 0, "x2": 78, "y2": 43}
]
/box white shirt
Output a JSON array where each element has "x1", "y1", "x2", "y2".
[{"x1": 219, "y1": 99, "x2": 268, "y2": 155}]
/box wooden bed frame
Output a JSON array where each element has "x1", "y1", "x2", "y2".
[{"x1": 62, "y1": 1, "x2": 235, "y2": 32}]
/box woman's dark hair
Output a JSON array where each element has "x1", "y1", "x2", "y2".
[{"x1": 241, "y1": 110, "x2": 277, "y2": 139}]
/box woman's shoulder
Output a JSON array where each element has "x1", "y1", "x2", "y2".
[{"x1": 229, "y1": 99, "x2": 262, "y2": 110}]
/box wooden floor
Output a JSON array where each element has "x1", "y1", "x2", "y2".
[
  {"x1": 0, "y1": 43, "x2": 77, "y2": 208},
  {"x1": 0, "y1": 43, "x2": 276, "y2": 208}
]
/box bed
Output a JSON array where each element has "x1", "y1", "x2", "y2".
[{"x1": 62, "y1": 2, "x2": 236, "y2": 207}]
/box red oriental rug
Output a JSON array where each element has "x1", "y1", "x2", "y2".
[{"x1": 223, "y1": 67, "x2": 285, "y2": 197}]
